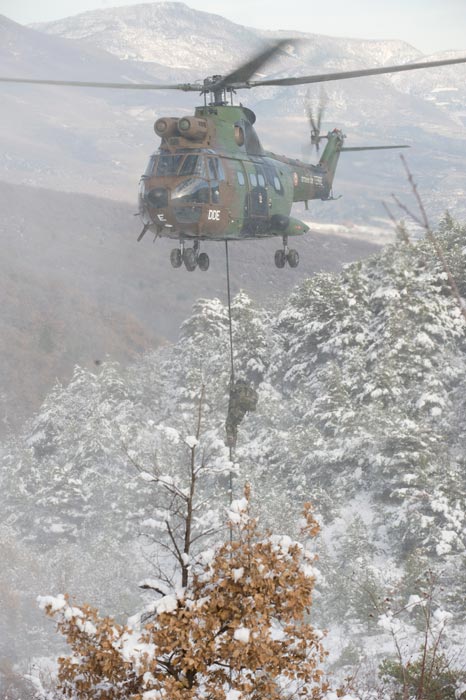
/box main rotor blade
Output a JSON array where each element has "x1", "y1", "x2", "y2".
[
  {"x1": 248, "y1": 55, "x2": 466, "y2": 88},
  {"x1": 340, "y1": 145, "x2": 410, "y2": 151},
  {"x1": 0, "y1": 76, "x2": 202, "y2": 91},
  {"x1": 216, "y1": 38, "x2": 294, "y2": 88},
  {"x1": 4, "y1": 52, "x2": 465, "y2": 94}
]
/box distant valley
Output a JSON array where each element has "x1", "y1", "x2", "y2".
[{"x1": 0, "y1": 179, "x2": 379, "y2": 432}]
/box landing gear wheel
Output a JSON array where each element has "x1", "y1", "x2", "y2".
[
  {"x1": 274, "y1": 250, "x2": 286, "y2": 268},
  {"x1": 170, "y1": 248, "x2": 182, "y2": 268},
  {"x1": 183, "y1": 247, "x2": 197, "y2": 271},
  {"x1": 198, "y1": 252, "x2": 210, "y2": 271},
  {"x1": 287, "y1": 249, "x2": 299, "y2": 268}
]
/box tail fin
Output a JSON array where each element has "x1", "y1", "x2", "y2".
[{"x1": 318, "y1": 129, "x2": 345, "y2": 186}]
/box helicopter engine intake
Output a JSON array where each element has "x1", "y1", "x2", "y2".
[
  {"x1": 177, "y1": 117, "x2": 209, "y2": 141},
  {"x1": 154, "y1": 117, "x2": 179, "y2": 138},
  {"x1": 154, "y1": 116, "x2": 209, "y2": 142}
]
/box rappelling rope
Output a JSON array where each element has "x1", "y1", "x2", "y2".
[
  {"x1": 225, "y1": 241, "x2": 235, "y2": 384},
  {"x1": 224, "y1": 243, "x2": 257, "y2": 507},
  {"x1": 225, "y1": 241, "x2": 235, "y2": 502},
  {"x1": 225, "y1": 240, "x2": 235, "y2": 508}
]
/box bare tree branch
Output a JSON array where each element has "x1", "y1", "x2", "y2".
[
  {"x1": 382, "y1": 200, "x2": 411, "y2": 244},
  {"x1": 393, "y1": 155, "x2": 466, "y2": 323}
]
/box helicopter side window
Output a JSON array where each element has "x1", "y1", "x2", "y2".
[
  {"x1": 237, "y1": 171, "x2": 245, "y2": 186},
  {"x1": 263, "y1": 161, "x2": 284, "y2": 195},
  {"x1": 254, "y1": 165, "x2": 266, "y2": 188},
  {"x1": 156, "y1": 154, "x2": 183, "y2": 176},
  {"x1": 263, "y1": 164, "x2": 275, "y2": 186},
  {"x1": 273, "y1": 176, "x2": 284, "y2": 194},
  {"x1": 249, "y1": 173, "x2": 258, "y2": 187}
]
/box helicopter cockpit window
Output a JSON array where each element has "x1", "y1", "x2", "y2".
[
  {"x1": 179, "y1": 154, "x2": 206, "y2": 177},
  {"x1": 206, "y1": 157, "x2": 224, "y2": 204},
  {"x1": 171, "y1": 177, "x2": 210, "y2": 204},
  {"x1": 156, "y1": 154, "x2": 184, "y2": 176},
  {"x1": 208, "y1": 158, "x2": 218, "y2": 180},
  {"x1": 207, "y1": 157, "x2": 226, "y2": 182},
  {"x1": 179, "y1": 154, "x2": 197, "y2": 176},
  {"x1": 216, "y1": 158, "x2": 226, "y2": 181}
]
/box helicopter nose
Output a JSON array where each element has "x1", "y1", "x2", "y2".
[{"x1": 145, "y1": 187, "x2": 168, "y2": 209}]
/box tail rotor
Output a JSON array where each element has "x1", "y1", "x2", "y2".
[{"x1": 306, "y1": 86, "x2": 328, "y2": 155}]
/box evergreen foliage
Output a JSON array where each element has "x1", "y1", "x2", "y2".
[
  {"x1": 2, "y1": 217, "x2": 466, "y2": 686},
  {"x1": 380, "y1": 652, "x2": 466, "y2": 699}
]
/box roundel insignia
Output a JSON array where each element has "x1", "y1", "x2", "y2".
[{"x1": 293, "y1": 172, "x2": 299, "y2": 187}]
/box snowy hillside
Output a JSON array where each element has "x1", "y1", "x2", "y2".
[{"x1": 2, "y1": 217, "x2": 466, "y2": 694}]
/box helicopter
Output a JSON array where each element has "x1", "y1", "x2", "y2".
[{"x1": 2, "y1": 39, "x2": 466, "y2": 270}]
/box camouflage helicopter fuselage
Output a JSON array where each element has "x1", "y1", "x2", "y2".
[{"x1": 138, "y1": 104, "x2": 343, "y2": 244}]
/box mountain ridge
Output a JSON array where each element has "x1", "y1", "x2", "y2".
[{"x1": 31, "y1": 1, "x2": 422, "y2": 73}]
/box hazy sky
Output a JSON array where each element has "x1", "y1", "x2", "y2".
[{"x1": 1, "y1": 0, "x2": 465, "y2": 54}]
